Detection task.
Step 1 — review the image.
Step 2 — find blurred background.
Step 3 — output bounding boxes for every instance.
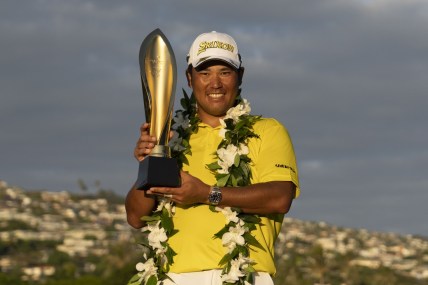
[1,0,427,239]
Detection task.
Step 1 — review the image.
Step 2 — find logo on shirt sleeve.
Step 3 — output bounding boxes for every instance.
[275,164,296,174]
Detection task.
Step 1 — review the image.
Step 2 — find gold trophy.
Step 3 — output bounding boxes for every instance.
[135,29,180,190]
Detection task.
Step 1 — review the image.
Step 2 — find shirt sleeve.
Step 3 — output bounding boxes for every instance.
[250,118,300,197]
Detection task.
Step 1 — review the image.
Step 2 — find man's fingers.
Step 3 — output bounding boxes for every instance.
[136,139,155,149]
[139,123,156,142]
[147,187,173,196]
[140,123,150,134]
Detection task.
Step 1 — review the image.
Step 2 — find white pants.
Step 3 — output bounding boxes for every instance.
[162,270,274,285]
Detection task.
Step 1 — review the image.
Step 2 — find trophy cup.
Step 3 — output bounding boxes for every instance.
[135,29,181,190]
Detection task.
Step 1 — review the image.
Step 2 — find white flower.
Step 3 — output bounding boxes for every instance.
[158,249,169,265]
[143,221,168,250]
[240,99,251,114]
[224,99,251,122]
[219,128,227,139]
[217,144,238,169]
[217,143,249,174]
[218,119,227,139]
[169,132,186,152]
[172,111,190,130]
[221,253,254,285]
[222,224,246,252]
[136,258,158,283]
[221,258,245,283]
[221,253,255,283]
[217,160,230,174]
[238,143,249,155]
[215,207,240,224]
[219,99,251,138]
[155,198,175,217]
[236,253,253,269]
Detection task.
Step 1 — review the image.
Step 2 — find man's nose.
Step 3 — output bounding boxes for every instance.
[210,74,222,88]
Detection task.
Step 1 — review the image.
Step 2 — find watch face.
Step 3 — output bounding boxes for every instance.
[209,189,222,205]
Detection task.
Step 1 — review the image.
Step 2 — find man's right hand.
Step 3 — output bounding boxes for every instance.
[134,123,157,161]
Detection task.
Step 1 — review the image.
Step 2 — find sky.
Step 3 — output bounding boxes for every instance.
[1,0,427,237]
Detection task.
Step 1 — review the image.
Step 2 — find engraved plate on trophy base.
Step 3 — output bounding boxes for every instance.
[136,156,181,190]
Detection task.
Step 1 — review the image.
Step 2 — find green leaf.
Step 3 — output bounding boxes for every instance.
[213,226,229,240]
[231,171,243,186]
[237,244,248,255]
[241,160,251,171]
[234,153,240,167]
[127,273,141,285]
[218,252,233,266]
[231,173,238,187]
[169,228,179,237]
[231,207,242,214]
[244,264,257,273]
[235,119,246,130]
[224,118,234,128]
[161,211,173,233]
[146,275,158,285]
[181,154,189,165]
[207,161,222,170]
[239,214,261,224]
[245,267,255,284]
[229,247,240,259]
[163,272,176,283]
[216,174,230,187]
[183,88,190,100]
[165,246,177,265]
[215,173,229,179]
[139,240,151,250]
[141,215,161,222]
[244,232,265,251]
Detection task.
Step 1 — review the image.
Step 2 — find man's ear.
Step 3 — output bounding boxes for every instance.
[238,67,245,86]
[185,69,192,88]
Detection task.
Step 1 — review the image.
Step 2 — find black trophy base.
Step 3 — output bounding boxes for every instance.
[135,156,181,190]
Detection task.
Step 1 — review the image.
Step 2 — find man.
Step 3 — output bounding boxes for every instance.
[126,31,300,285]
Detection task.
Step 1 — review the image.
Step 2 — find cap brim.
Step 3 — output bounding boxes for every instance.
[193,56,240,70]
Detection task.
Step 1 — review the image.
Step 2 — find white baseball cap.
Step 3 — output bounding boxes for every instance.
[187,31,242,69]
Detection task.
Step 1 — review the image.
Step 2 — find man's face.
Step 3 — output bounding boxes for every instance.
[186,60,243,125]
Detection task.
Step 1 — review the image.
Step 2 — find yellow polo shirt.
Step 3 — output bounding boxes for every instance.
[168,118,299,274]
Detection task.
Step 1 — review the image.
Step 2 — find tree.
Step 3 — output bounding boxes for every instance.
[308,244,329,284]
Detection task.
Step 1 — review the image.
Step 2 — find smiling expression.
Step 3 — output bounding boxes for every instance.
[186,60,244,127]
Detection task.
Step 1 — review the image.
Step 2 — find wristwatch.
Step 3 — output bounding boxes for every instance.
[208,186,222,206]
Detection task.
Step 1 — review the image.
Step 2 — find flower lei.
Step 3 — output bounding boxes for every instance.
[128,90,264,285]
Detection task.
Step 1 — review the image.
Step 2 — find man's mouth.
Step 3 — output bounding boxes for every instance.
[208,93,224,98]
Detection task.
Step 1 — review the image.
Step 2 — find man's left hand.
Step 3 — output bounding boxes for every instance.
[146,171,210,205]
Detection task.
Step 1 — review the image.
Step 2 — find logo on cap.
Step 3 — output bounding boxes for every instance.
[197,41,235,56]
